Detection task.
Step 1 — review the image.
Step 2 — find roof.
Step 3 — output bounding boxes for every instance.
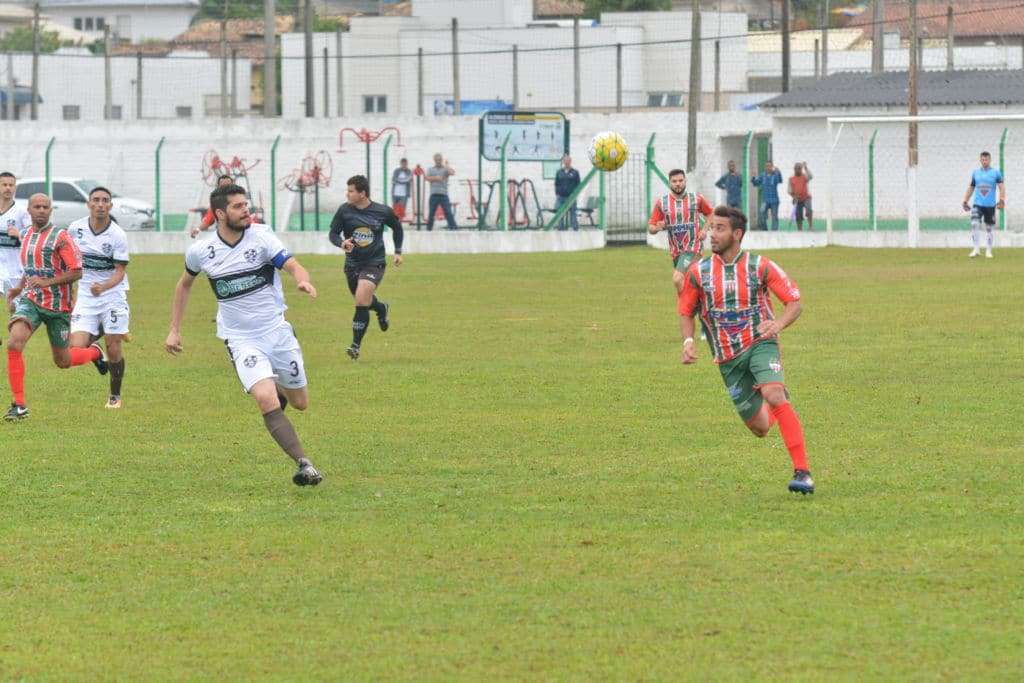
[760,68,1024,110]
[535,0,583,18]
[847,0,1024,40]
[111,16,296,61]
[41,0,198,6]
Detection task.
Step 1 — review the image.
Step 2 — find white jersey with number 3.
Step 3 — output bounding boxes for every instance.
[184,224,293,341]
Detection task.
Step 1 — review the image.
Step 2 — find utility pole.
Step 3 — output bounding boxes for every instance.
[304,0,314,117]
[336,26,343,116]
[908,0,919,246]
[573,15,580,113]
[687,0,701,172]
[822,0,830,78]
[103,26,112,119]
[30,0,39,120]
[512,44,519,110]
[136,51,143,119]
[451,18,460,115]
[872,0,884,73]
[781,0,790,92]
[264,0,276,117]
[220,1,228,118]
[946,4,954,71]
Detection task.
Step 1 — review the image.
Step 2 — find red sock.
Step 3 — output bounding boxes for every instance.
[7,348,25,405]
[68,346,100,367]
[769,402,809,471]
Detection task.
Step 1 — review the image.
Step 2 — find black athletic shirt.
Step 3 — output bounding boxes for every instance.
[328,200,403,268]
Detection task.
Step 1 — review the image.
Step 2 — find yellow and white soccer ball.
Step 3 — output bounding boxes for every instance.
[588,131,629,172]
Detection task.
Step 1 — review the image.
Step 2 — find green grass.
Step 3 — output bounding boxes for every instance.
[1,247,1022,679]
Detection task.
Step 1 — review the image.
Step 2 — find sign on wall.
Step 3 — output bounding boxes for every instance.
[479,111,569,162]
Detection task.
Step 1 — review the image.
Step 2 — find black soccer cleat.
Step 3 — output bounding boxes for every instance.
[90,343,109,375]
[4,403,28,421]
[788,469,815,495]
[378,301,391,332]
[345,344,360,360]
[293,461,323,487]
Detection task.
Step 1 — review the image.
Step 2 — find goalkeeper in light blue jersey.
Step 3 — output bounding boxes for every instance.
[962,151,1005,259]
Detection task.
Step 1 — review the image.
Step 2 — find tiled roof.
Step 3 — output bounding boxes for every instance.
[848,0,1024,39]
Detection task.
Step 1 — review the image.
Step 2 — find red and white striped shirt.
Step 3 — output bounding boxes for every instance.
[19,224,81,313]
[649,191,713,261]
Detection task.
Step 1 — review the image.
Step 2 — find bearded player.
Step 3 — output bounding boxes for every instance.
[166,184,323,486]
[647,168,713,293]
[678,206,814,495]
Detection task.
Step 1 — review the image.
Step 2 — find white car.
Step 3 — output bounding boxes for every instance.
[14,177,156,231]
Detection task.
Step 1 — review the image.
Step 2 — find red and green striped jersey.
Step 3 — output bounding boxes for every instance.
[649,191,713,261]
[677,251,801,364]
[19,224,82,313]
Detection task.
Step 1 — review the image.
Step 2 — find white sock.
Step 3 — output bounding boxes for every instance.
[986,229,994,248]
[971,221,980,247]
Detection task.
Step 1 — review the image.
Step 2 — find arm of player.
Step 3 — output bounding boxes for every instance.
[165,271,196,354]
[757,261,802,338]
[678,266,701,364]
[385,209,404,266]
[281,257,317,298]
[647,203,666,234]
[680,315,698,364]
[92,262,127,297]
[26,268,82,290]
[962,177,975,211]
[328,209,354,252]
[5,276,24,307]
[997,175,1006,209]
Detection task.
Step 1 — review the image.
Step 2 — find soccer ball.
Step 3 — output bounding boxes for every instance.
[588,131,629,172]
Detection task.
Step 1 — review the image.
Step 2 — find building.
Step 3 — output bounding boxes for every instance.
[35,0,199,42]
[848,0,1024,47]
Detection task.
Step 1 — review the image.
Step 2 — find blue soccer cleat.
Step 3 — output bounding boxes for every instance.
[788,469,815,495]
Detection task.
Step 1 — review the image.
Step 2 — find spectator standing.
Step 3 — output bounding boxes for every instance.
[425,153,457,231]
[715,160,743,210]
[788,162,813,231]
[554,155,581,230]
[391,158,413,221]
[751,161,783,231]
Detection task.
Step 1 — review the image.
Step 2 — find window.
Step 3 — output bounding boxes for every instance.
[175,106,192,118]
[646,92,683,108]
[62,105,80,120]
[97,17,105,30]
[74,17,83,30]
[363,95,386,113]
[116,15,131,39]
[84,17,93,30]
[52,182,85,203]
[109,105,122,120]
[15,182,44,200]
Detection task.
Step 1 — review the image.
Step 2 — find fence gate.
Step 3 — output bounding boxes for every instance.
[603,152,648,244]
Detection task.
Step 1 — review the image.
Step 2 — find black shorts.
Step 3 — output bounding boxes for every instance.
[345,263,386,294]
[972,205,996,226]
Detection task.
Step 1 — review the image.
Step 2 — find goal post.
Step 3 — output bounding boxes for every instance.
[825,114,1024,246]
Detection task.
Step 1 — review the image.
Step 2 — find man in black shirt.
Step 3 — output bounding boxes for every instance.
[329,175,404,360]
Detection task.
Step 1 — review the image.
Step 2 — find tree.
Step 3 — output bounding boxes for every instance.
[0,26,64,53]
[583,0,671,19]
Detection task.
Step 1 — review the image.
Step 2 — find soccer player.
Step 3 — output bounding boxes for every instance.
[677,206,814,495]
[0,171,32,314]
[165,184,323,486]
[328,174,404,361]
[4,194,107,421]
[190,174,235,238]
[647,168,713,294]
[962,151,1005,258]
[68,186,130,408]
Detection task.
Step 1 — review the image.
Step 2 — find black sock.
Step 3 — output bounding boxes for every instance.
[262,408,307,464]
[352,306,370,347]
[277,390,288,411]
[370,296,387,317]
[109,358,125,396]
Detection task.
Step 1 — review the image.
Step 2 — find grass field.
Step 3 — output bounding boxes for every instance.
[1,246,1022,680]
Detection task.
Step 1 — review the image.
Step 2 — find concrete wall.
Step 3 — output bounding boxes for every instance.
[41,5,197,42]
[410,0,533,27]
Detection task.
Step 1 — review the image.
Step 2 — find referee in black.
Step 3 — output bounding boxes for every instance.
[329,175,404,360]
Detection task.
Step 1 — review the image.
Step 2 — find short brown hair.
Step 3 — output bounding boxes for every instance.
[713,205,747,238]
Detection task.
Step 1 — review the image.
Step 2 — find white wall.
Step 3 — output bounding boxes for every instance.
[4,49,251,122]
[411,0,533,27]
[41,5,197,41]
[749,44,1024,79]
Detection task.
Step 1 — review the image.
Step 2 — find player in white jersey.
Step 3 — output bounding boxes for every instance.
[68,186,131,408]
[0,172,32,314]
[165,184,323,487]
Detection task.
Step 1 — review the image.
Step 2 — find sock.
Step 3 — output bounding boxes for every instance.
[769,402,809,471]
[971,220,980,247]
[68,345,100,367]
[370,296,387,317]
[262,408,307,465]
[7,348,25,405]
[352,305,370,347]
[986,228,994,248]
[108,358,125,396]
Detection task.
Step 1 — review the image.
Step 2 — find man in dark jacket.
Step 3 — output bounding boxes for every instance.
[715,160,743,210]
[554,154,581,230]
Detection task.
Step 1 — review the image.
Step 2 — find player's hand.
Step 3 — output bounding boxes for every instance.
[962,201,971,212]
[997,200,1005,209]
[90,283,104,297]
[297,281,317,298]
[164,331,183,355]
[650,220,665,232]
[342,238,354,253]
[25,275,47,289]
[189,226,200,238]
[682,339,698,364]
[6,226,18,238]
[393,254,403,267]
[757,320,782,339]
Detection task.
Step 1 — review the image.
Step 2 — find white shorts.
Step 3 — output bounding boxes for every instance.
[71,298,130,336]
[224,322,307,393]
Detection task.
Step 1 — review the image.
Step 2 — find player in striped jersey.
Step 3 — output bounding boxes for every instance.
[165,184,323,487]
[0,172,32,313]
[4,194,107,421]
[68,186,131,408]
[677,206,814,494]
[647,168,713,294]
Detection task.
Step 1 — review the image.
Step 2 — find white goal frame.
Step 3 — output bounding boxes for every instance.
[825,114,1024,247]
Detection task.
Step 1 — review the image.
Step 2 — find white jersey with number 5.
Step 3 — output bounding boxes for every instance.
[67,217,130,304]
[184,224,293,340]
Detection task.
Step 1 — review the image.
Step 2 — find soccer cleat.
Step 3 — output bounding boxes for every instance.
[378,301,391,332]
[91,343,109,375]
[345,344,360,360]
[4,403,28,421]
[788,469,815,495]
[293,461,323,487]
[969,248,980,258]
[985,248,993,258]
[105,395,122,409]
